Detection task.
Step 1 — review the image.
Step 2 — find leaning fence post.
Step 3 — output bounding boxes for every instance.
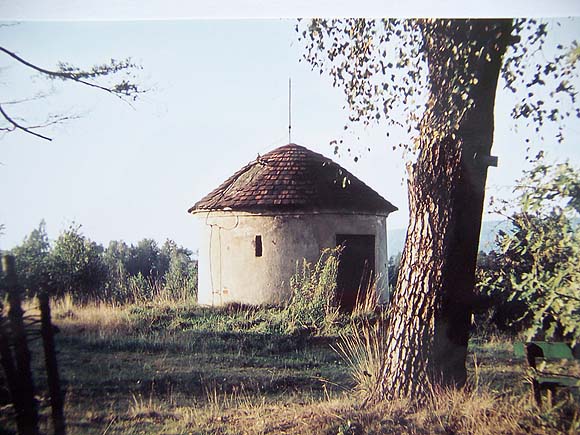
[39,288,66,435]
[0,300,20,422]
[1,254,40,435]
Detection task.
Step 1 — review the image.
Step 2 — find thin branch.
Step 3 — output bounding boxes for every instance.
[1,92,52,105]
[0,104,52,141]
[554,291,580,303]
[30,114,83,129]
[0,46,132,103]
[492,208,520,227]
[0,112,80,131]
[0,44,144,141]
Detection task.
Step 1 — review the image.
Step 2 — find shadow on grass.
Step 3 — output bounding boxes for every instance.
[50,329,348,403]
[58,329,339,356]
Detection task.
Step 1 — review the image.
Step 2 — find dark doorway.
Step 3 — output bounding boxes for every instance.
[335,234,375,311]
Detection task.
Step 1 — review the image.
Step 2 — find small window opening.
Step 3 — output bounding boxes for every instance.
[255,235,262,257]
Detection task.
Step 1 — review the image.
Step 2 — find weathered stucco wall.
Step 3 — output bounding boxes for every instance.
[195,211,389,306]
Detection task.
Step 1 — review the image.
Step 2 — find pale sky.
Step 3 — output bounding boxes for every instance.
[1,5,579,252]
[2,0,580,20]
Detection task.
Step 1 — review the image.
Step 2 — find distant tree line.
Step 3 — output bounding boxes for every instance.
[5,222,198,304]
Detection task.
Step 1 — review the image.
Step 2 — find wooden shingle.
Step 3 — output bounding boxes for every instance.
[189,143,397,215]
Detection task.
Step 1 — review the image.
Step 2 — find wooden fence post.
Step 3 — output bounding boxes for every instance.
[0,301,20,418]
[1,254,40,435]
[39,289,66,435]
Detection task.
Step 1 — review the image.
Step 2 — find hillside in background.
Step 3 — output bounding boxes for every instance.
[387,220,511,257]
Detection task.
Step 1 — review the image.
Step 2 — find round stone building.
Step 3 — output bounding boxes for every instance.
[189,143,397,309]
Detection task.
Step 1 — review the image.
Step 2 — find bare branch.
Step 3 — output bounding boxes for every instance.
[0,43,145,141]
[1,91,53,105]
[0,104,52,141]
[0,46,141,103]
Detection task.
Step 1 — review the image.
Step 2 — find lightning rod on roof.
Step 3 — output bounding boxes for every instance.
[288,77,292,144]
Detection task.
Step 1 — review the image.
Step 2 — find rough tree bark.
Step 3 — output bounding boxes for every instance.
[380,20,514,400]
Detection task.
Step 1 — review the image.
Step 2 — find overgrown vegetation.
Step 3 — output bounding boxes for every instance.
[477,156,580,345]
[1,294,577,435]
[334,308,388,402]
[284,248,342,335]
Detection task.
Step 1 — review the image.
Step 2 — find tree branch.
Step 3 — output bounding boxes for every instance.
[1,92,52,105]
[554,291,580,303]
[0,44,144,141]
[0,46,138,103]
[0,104,52,141]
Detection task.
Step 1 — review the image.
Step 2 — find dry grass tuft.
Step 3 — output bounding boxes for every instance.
[211,386,579,435]
[350,276,382,320]
[421,384,522,435]
[51,294,136,337]
[334,283,388,403]
[334,315,388,402]
[128,392,165,420]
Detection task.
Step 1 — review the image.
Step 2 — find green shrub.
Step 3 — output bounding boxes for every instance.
[50,224,108,301]
[283,248,342,335]
[478,156,580,344]
[10,220,51,296]
[162,243,198,303]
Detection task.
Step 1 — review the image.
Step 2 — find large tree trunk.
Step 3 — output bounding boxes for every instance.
[380,19,514,400]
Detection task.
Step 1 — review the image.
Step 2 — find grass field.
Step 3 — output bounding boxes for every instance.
[1,299,579,435]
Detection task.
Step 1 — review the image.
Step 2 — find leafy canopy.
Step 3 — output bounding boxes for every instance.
[480,155,580,344]
[297,19,579,156]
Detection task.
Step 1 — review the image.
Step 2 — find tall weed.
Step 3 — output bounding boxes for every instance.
[335,312,388,402]
[350,277,382,323]
[283,248,341,335]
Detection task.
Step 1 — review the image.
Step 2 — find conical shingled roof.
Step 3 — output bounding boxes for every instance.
[189,143,397,215]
